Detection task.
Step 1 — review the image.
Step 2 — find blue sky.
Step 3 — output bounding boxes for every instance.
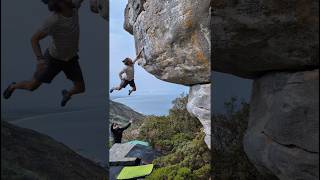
[109,1,188,97]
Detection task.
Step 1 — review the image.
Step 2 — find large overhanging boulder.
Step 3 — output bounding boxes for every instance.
[212,0,319,78]
[124,0,211,85]
[244,69,319,179]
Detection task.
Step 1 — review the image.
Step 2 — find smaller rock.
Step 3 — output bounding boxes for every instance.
[187,84,211,148]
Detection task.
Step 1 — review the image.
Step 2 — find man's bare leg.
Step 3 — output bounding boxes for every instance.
[61,81,85,107]
[128,86,136,96]
[3,79,42,99]
[110,86,122,93]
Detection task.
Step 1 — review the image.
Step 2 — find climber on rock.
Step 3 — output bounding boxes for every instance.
[111,119,133,144]
[3,0,98,107]
[109,48,144,96]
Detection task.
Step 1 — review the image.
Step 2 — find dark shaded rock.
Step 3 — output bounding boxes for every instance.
[244,69,319,179]
[1,121,107,180]
[213,0,319,78]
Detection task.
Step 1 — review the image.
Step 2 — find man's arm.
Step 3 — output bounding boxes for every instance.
[110,123,115,132]
[90,0,99,13]
[119,68,125,80]
[120,122,131,131]
[31,30,48,61]
[132,48,144,64]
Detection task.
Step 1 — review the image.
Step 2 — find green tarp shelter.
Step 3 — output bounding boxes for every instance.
[117,164,154,180]
[128,140,149,147]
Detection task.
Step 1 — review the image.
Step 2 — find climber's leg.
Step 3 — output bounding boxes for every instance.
[110,80,129,93]
[3,80,42,99]
[128,80,136,95]
[3,58,59,99]
[60,57,85,107]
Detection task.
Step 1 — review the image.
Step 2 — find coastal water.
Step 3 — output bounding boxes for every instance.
[111,93,183,116]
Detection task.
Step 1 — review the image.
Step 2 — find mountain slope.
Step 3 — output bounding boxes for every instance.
[110,100,144,124]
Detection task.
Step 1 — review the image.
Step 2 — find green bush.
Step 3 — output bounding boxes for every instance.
[138,95,202,154]
[138,95,210,179]
[212,98,265,180]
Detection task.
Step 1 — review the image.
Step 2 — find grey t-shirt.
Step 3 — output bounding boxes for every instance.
[120,65,135,81]
[39,0,83,61]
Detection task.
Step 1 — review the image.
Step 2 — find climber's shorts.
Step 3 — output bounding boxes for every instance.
[120,79,136,88]
[33,50,84,84]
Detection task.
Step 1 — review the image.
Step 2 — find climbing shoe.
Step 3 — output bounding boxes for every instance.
[3,82,16,99]
[128,89,134,95]
[61,89,71,107]
[110,89,114,93]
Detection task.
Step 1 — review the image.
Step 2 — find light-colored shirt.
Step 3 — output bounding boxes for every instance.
[38,0,83,61]
[120,65,135,81]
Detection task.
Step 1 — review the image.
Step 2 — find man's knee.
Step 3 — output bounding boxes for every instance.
[28,81,41,91]
[75,82,85,93]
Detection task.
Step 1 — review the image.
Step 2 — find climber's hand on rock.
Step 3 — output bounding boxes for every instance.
[90,0,99,13]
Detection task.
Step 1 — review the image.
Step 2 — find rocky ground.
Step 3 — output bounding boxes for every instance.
[1,121,108,180]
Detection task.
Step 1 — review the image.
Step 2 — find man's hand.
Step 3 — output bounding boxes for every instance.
[133,48,144,64]
[36,58,48,70]
[129,118,134,123]
[90,0,99,13]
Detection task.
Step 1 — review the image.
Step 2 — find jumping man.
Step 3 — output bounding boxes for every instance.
[3,0,97,106]
[109,49,143,96]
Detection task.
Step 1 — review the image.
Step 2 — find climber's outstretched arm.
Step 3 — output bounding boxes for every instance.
[133,48,144,64]
[120,122,131,131]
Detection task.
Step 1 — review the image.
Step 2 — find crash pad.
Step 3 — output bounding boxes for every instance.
[117,164,154,180]
[128,140,149,147]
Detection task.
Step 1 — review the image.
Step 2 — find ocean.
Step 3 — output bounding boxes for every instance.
[111,93,183,116]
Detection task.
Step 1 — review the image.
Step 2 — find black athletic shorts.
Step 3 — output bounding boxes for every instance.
[34,50,84,84]
[120,79,136,88]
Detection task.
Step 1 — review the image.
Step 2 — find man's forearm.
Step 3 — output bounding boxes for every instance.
[31,40,43,60]
[119,72,123,80]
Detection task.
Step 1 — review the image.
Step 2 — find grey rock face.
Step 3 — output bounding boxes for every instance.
[124,0,211,85]
[124,0,145,34]
[213,0,319,78]
[187,84,211,148]
[244,69,319,179]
